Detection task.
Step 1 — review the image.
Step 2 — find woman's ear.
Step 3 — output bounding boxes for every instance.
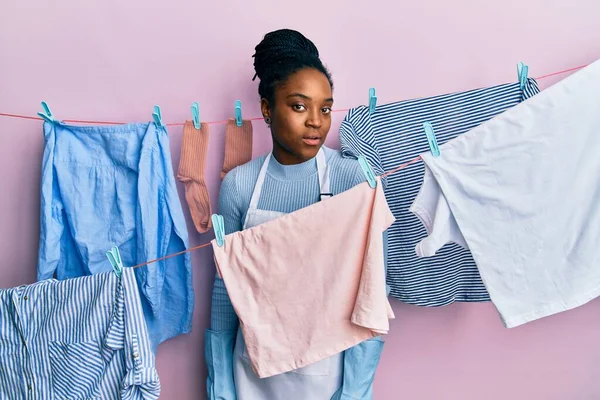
[260,98,271,123]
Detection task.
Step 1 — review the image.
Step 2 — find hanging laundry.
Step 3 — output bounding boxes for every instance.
[212,176,395,379]
[38,121,193,349]
[339,79,540,306]
[410,59,600,328]
[209,146,383,400]
[177,120,213,233]
[0,268,160,399]
[221,119,253,180]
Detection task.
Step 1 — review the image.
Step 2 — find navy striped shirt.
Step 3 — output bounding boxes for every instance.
[340,79,540,306]
[0,268,159,399]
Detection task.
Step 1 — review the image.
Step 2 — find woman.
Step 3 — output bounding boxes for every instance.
[206,29,384,400]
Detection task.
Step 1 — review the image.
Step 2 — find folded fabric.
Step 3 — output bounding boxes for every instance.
[410,59,600,328]
[212,177,395,378]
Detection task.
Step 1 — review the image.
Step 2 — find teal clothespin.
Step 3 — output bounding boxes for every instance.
[152,105,163,128]
[358,156,377,188]
[37,101,55,123]
[235,100,243,127]
[368,88,377,114]
[191,102,201,129]
[106,246,124,278]
[517,62,529,90]
[423,122,440,158]
[211,214,225,247]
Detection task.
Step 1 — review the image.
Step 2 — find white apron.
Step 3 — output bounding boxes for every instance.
[233,148,344,400]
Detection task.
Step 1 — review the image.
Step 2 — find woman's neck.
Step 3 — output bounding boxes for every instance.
[272,142,323,165]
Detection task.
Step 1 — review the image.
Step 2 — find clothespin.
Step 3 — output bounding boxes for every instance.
[358,156,377,188]
[211,214,225,247]
[368,88,377,114]
[191,102,201,129]
[37,101,55,123]
[423,122,440,158]
[106,246,124,278]
[235,100,243,127]
[517,62,529,90]
[152,105,164,128]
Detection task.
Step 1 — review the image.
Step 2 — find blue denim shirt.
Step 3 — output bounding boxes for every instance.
[38,121,194,349]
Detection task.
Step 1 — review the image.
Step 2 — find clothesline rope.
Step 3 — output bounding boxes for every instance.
[129,153,425,269]
[3,62,589,270]
[129,242,212,269]
[0,64,587,126]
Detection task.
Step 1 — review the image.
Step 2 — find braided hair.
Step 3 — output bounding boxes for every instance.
[252,29,333,105]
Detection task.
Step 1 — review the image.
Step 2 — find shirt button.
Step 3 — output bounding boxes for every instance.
[132,352,140,359]
[27,384,32,390]
[23,295,28,300]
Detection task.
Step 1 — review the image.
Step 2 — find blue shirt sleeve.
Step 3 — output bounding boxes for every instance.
[206,169,243,400]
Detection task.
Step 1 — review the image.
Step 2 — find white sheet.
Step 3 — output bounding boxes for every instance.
[410,59,600,328]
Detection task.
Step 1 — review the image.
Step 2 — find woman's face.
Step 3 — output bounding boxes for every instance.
[262,68,333,165]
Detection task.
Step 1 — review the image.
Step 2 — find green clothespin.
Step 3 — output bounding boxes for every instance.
[235,100,243,127]
[191,102,201,129]
[423,122,440,157]
[37,101,55,123]
[106,246,124,277]
[211,214,225,247]
[152,105,164,128]
[517,62,529,90]
[358,156,377,188]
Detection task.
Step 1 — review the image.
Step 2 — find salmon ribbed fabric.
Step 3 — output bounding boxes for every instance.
[177,120,212,233]
[221,119,253,180]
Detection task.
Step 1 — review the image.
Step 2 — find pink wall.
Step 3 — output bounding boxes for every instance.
[1,1,599,399]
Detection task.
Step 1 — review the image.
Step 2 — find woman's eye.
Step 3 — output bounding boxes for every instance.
[292,104,306,111]
[321,107,332,114]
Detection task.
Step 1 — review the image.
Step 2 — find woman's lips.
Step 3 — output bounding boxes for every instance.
[302,137,321,146]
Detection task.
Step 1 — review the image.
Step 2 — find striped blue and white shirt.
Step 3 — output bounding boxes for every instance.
[0,268,159,400]
[340,79,540,306]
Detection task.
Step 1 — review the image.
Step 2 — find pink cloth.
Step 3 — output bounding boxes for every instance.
[212,177,395,378]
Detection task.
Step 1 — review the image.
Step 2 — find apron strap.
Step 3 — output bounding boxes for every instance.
[243,148,332,227]
[243,153,272,229]
[316,148,331,200]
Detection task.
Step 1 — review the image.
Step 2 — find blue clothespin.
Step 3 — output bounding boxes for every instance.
[517,62,529,90]
[37,101,55,123]
[358,156,377,188]
[152,105,163,128]
[368,88,377,114]
[106,246,124,278]
[235,100,243,127]
[191,102,201,129]
[423,122,440,158]
[211,214,225,247]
